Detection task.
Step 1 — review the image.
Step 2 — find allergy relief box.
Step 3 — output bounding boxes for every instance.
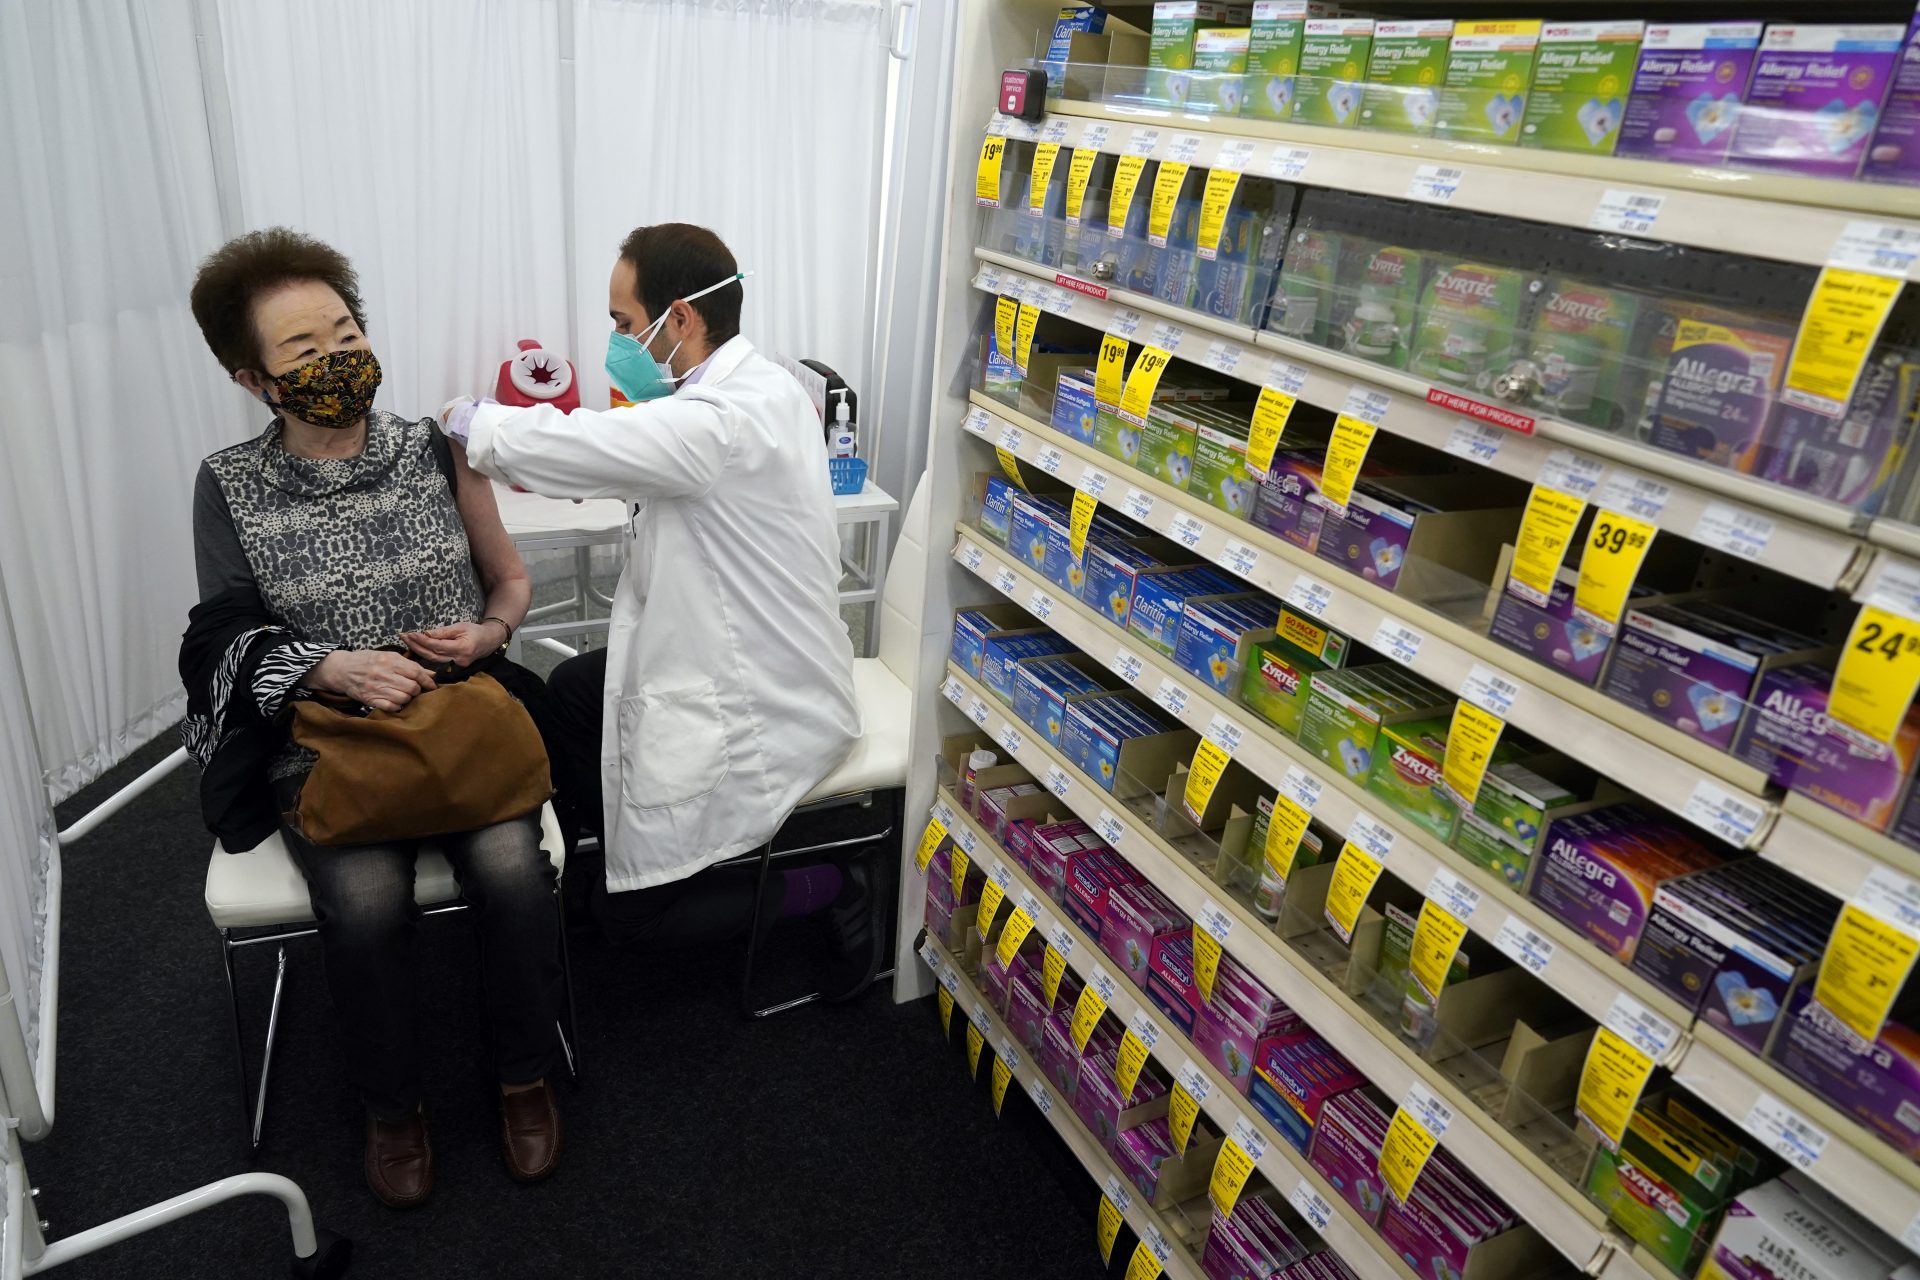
[1434,21,1541,145]
[1298,666,1452,784]
[1243,1,1332,122]
[1359,21,1453,135]
[1149,3,1252,108]
[1128,565,1244,655]
[1174,593,1278,693]
[1730,23,1908,180]
[1615,23,1766,166]
[1292,17,1375,128]
[980,629,1078,705]
[1522,22,1647,155]
[1863,15,1920,185]
[1012,654,1122,747]
[1309,1090,1391,1226]
[1060,691,1193,793]
[1450,759,1586,889]
[950,604,1043,680]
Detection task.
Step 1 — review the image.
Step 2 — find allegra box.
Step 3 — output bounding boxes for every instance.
[1616,23,1765,165]
[1733,662,1920,832]
[1527,803,1725,962]
[1769,985,1920,1160]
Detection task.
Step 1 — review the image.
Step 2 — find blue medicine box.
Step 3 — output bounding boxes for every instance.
[1126,565,1243,657]
[1014,656,1118,746]
[1061,692,1179,792]
[981,630,1076,705]
[1083,541,1175,630]
[1052,368,1099,444]
[981,475,1018,546]
[1174,593,1277,694]
[1007,494,1076,593]
[950,606,1037,680]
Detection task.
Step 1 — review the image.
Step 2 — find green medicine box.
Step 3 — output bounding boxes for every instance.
[1433,21,1541,145]
[1148,2,1252,108]
[1586,1097,1754,1275]
[1366,715,1461,842]
[1450,760,1583,889]
[1291,17,1374,128]
[1407,260,1539,393]
[1333,242,1424,371]
[1358,20,1453,135]
[1137,404,1199,491]
[1298,667,1450,784]
[1521,21,1645,155]
[1187,410,1262,520]
[1243,1,1333,122]
[1239,608,1353,738]
[1190,26,1252,114]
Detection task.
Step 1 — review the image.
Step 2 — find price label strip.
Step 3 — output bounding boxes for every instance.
[1576,1027,1656,1149]
[1014,300,1041,375]
[1830,602,1920,746]
[1813,900,1920,1042]
[1264,792,1312,883]
[1325,842,1387,945]
[1494,913,1556,975]
[975,135,1006,206]
[1196,167,1243,259]
[1410,899,1471,1001]
[1743,1093,1829,1172]
[1507,484,1587,607]
[1209,1133,1262,1216]
[1573,510,1656,635]
[938,986,955,1035]
[1290,1182,1334,1233]
[1246,386,1298,478]
[1071,966,1117,1051]
[991,1056,1013,1114]
[1440,699,1505,808]
[1318,414,1378,512]
[1170,1060,1211,1154]
[1065,148,1097,225]
[1182,739,1231,825]
[1781,267,1903,419]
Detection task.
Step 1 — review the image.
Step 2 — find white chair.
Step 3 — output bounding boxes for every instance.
[203,804,579,1151]
[728,473,926,1016]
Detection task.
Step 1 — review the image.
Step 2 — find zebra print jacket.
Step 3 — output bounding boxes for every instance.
[178,585,299,852]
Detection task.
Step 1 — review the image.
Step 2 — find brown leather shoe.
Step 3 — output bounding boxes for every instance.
[500,1081,562,1183]
[364,1107,433,1208]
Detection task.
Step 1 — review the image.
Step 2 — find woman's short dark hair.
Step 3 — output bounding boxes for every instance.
[190,227,367,374]
[617,223,741,346]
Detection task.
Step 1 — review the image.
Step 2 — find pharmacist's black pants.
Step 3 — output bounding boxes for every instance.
[543,648,778,949]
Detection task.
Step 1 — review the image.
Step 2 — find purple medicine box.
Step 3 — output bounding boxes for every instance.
[1309,1092,1391,1226]
[1617,23,1765,165]
[1729,23,1907,180]
[1733,663,1920,833]
[1600,602,1821,751]
[1771,986,1920,1159]
[1863,16,1920,184]
[1489,571,1628,687]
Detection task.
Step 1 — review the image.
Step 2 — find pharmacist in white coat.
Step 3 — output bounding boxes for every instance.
[443,224,869,988]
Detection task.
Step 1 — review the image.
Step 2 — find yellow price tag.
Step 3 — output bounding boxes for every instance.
[938,987,955,1035]
[1116,1030,1152,1096]
[1108,155,1147,236]
[1118,346,1173,426]
[1410,899,1470,1001]
[1096,334,1129,408]
[1148,161,1190,247]
[1028,142,1061,212]
[1070,980,1109,1051]
[1042,945,1069,1009]
[1324,842,1385,945]
[1209,1137,1258,1216]
[1247,387,1297,478]
[1069,489,1098,561]
[1508,485,1587,605]
[1813,903,1920,1042]
[966,1023,985,1079]
[1830,605,1920,744]
[1015,300,1040,374]
[1575,1027,1656,1149]
[993,295,1018,362]
[992,1057,1014,1115]
[1784,267,1903,418]
[915,817,947,872]
[977,877,1007,939]
[1066,148,1098,225]
[1193,926,1223,1005]
[1097,1196,1125,1265]
[1378,1107,1440,1204]
[1124,1242,1163,1280]
[1441,700,1505,808]
[1573,510,1656,633]
[997,907,1038,968]
[950,846,971,904]
[1169,1084,1201,1155]
[1197,167,1242,259]
[1264,794,1312,883]
[1320,415,1377,511]
[975,135,1006,206]
[996,448,1026,489]
[1182,739,1231,824]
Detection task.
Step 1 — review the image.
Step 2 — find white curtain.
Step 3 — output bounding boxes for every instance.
[0,569,54,1077]
[216,0,574,419]
[0,0,247,801]
[571,0,889,408]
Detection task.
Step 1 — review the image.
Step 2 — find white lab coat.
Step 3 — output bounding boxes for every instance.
[464,336,859,892]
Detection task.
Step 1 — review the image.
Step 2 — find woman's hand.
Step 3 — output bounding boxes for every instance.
[401,620,507,669]
[306,650,437,713]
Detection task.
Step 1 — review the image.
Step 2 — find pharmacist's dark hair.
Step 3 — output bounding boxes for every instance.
[617,223,742,345]
[190,227,367,374]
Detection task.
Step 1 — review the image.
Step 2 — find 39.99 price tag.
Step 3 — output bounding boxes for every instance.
[1573,509,1656,635]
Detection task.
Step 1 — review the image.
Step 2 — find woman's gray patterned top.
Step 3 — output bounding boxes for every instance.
[192,410,483,778]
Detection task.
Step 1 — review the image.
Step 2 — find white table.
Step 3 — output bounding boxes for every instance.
[495,478,897,658]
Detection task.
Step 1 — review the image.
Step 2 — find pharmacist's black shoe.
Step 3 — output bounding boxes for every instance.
[824,861,882,1002]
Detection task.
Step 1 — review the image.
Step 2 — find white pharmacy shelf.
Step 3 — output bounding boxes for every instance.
[962,395,1782,849]
[939,664,1623,1274]
[917,933,1205,1280]
[1672,1026,1920,1249]
[972,251,1869,593]
[991,106,1920,277]
[1762,795,1920,909]
[929,784,1424,1280]
[949,524,1698,1063]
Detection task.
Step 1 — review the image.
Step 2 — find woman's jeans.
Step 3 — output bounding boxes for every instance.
[276,785,564,1121]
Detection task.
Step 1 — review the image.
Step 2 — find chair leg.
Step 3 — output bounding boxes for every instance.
[251,945,289,1151]
[554,882,582,1080]
[738,839,780,1019]
[219,930,253,1146]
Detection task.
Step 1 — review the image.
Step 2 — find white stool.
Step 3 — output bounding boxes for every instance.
[729,474,927,1016]
[204,804,578,1150]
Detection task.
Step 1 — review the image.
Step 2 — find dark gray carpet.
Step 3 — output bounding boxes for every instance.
[26,733,1116,1279]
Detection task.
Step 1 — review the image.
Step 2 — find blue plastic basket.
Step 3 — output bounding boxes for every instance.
[829,456,868,496]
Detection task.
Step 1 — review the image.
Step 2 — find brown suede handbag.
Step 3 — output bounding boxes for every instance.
[287,670,551,846]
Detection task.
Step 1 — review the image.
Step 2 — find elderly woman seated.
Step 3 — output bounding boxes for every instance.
[179,227,563,1209]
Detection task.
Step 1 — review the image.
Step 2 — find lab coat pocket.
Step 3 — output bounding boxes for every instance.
[617,679,730,810]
